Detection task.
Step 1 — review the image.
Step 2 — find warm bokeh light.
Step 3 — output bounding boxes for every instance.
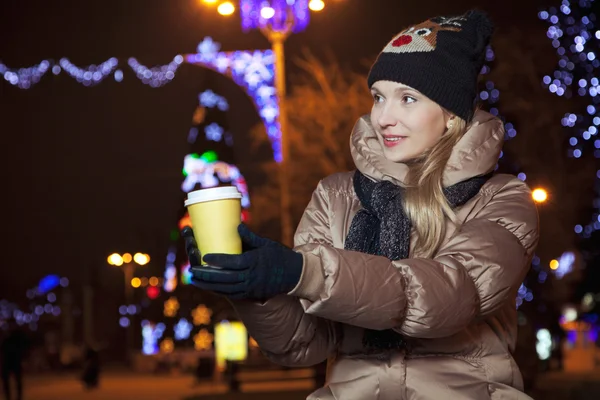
[131,277,141,288]
[309,0,325,11]
[107,253,123,266]
[134,252,150,265]
[192,304,213,326]
[160,338,174,354]
[550,259,560,270]
[147,285,160,300]
[178,213,191,230]
[163,297,180,318]
[201,0,218,4]
[141,277,149,287]
[149,277,159,287]
[194,329,214,350]
[122,253,133,263]
[532,188,548,203]
[260,6,275,19]
[217,1,235,16]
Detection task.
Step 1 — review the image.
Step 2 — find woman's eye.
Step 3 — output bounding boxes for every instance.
[403,95,417,104]
[373,94,384,103]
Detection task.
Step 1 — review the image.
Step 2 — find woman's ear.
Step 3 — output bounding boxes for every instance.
[446,116,456,131]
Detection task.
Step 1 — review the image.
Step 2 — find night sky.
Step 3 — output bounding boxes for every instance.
[1,0,552,303]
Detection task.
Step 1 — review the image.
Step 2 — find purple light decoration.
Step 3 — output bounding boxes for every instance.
[241,0,310,33]
[1,60,50,89]
[127,55,184,88]
[186,38,281,161]
[59,57,118,86]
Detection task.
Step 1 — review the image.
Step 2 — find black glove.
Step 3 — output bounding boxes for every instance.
[181,224,303,301]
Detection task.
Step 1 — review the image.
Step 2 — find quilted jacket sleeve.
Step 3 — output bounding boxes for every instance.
[289,177,539,339]
[228,181,342,366]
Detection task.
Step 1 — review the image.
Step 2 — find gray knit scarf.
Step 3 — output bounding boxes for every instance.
[344,169,491,350]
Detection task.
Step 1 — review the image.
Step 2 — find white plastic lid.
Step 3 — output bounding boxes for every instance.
[184,186,242,206]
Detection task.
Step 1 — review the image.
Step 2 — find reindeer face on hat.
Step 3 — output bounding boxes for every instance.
[383,16,467,54]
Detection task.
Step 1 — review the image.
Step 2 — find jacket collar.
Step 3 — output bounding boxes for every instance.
[350,110,505,187]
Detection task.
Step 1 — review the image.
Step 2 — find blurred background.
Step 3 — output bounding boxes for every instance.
[1,0,599,399]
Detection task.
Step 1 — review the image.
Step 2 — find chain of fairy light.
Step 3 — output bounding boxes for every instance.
[127,55,184,88]
[0,55,184,88]
[0,38,282,161]
[478,46,537,308]
[539,0,600,238]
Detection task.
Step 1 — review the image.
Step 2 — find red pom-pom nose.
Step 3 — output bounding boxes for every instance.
[392,35,412,47]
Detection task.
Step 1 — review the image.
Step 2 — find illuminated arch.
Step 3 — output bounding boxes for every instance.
[183,37,281,162]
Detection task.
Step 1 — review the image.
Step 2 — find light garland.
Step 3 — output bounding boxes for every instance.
[0,60,50,89]
[539,0,600,238]
[1,38,282,162]
[127,55,184,87]
[59,57,119,86]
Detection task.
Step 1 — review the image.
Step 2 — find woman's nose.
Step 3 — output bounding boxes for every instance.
[377,105,398,129]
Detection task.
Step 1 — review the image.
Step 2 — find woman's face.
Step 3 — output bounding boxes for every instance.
[370,80,451,163]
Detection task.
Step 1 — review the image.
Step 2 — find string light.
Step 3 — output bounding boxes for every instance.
[540,0,600,237]
[127,55,184,87]
[0,60,50,89]
[59,57,118,86]
[1,37,282,163]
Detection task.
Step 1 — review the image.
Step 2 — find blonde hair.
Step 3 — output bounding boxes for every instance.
[402,117,469,258]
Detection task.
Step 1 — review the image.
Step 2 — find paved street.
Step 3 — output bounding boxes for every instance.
[14,369,314,400]
[8,368,600,400]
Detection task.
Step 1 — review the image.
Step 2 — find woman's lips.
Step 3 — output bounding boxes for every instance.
[382,135,407,148]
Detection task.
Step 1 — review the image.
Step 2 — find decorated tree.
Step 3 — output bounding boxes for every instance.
[538,0,600,329]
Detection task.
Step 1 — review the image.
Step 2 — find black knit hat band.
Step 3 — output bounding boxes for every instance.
[367,10,494,122]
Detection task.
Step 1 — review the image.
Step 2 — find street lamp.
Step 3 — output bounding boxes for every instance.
[107,252,150,357]
[532,188,549,204]
[199,0,328,246]
[107,252,150,305]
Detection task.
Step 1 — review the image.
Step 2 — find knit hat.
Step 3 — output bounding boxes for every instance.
[367,10,494,122]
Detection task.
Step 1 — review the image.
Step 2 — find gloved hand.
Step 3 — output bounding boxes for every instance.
[181,224,303,301]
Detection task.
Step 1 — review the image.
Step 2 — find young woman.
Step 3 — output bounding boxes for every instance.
[183,9,539,400]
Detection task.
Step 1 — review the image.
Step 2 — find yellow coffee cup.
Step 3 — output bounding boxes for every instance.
[184,186,242,265]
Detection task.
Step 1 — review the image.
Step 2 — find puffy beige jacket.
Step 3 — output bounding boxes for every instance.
[233,111,539,399]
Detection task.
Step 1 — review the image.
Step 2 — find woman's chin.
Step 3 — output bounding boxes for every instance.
[383,149,410,163]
